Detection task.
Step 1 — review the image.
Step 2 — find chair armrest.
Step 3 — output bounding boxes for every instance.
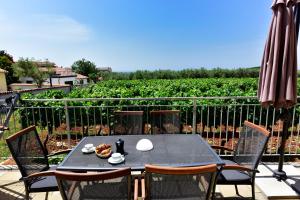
[23,171,55,180]
[134,178,138,200]
[47,149,72,157]
[141,178,145,200]
[222,164,259,173]
[211,145,234,152]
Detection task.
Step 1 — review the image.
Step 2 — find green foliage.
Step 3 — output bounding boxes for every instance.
[71,58,97,82]
[48,155,66,165]
[20,78,262,129]
[21,78,300,130]
[99,68,260,80]
[66,78,258,100]
[0,50,18,84]
[13,58,51,87]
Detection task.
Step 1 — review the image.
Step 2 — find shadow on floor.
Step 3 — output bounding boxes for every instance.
[0,180,26,199]
[287,177,300,195]
[215,192,253,200]
[0,189,24,200]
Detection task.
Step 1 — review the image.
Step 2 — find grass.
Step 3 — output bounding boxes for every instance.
[0,112,23,162]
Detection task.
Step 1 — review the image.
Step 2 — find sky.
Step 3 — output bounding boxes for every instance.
[0,0,273,72]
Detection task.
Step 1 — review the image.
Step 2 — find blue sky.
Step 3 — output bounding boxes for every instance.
[0,0,272,71]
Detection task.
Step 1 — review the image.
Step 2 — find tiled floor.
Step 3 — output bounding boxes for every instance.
[0,170,268,200]
[2,164,300,200]
[255,164,300,200]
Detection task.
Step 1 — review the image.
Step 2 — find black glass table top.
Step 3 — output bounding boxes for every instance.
[58,134,224,171]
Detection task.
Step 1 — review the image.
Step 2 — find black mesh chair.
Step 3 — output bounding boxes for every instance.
[26,168,137,200]
[5,126,71,200]
[114,111,144,135]
[150,110,180,134]
[141,164,217,200]
[212,121,270,200]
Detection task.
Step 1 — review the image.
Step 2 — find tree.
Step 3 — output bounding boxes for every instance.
[71,58,97,82]
[13,58,50,88]
[0,50,18,84]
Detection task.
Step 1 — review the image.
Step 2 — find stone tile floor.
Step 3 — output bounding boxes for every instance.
[2,164,300,200]
[0,170,267,200]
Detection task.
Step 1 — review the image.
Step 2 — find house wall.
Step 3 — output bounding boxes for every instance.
[76,78,88,85]
[0,73,7,91]
[45,76,76,85]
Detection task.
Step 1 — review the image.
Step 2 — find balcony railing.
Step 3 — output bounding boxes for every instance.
[1,96,300,160]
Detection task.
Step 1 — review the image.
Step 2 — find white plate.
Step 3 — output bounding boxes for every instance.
[81,147,95,154]
[108,156,125,164]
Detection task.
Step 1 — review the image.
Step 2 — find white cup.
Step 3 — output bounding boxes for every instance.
[85,144,94,150]
[111,153,122,162]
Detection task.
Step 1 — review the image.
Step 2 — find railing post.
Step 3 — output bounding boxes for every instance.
[64,100,71,148]
[192,98,197,134]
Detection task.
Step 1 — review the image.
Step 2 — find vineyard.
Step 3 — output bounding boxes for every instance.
[24,78,260,100]
[3,78,300,157]
[20,78,300,130]
[20,78,261,129]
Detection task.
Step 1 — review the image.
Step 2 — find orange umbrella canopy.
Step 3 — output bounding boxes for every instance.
[258,0,298,109]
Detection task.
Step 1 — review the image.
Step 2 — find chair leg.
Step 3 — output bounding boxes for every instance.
[45,191,49,200]
[24,183,30,200]
[252,183,255,200]
[234,184,240,196]
[211,185,216,200]
[25,189,30,200]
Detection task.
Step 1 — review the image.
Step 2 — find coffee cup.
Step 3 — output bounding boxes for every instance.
[85,144,94,150]
[111,153,122,162]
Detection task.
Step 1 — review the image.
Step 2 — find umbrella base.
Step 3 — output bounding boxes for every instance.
[273,170,287,181]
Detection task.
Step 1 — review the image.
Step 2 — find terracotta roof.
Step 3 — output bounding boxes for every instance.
[0,68,8,73]
[55,67,74,75]
[76,73,88,79]
[39,67,55,72]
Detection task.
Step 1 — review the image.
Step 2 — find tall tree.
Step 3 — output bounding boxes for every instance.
[0,50,18,84]
[13,58,50,88]
[71,58,97,82]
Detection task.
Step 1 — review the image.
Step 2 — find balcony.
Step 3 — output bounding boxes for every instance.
[1,96,300,199]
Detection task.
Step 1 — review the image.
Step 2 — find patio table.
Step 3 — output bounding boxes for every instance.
[57,134,224,171]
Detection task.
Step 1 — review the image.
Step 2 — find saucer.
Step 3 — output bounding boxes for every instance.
[81,146,95,154]
[108,156,125,164]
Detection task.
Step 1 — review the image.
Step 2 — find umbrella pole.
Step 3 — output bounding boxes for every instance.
[273,108,291,181]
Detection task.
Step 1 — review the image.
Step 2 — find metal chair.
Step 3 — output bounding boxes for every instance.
[0,94,19,135]
[5,125,71,200]
[26,168,138,200]
[212,121,270,200]
[141,164,217,200]
[114,111,144,135]
[150,110,180,134]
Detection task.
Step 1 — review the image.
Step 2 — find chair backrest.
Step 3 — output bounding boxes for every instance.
[145,164,217,200]
[150,110,180,134]
[6,126,49,178]
[55,168,131,200]
[233,121,270,170]
[113,111,144,135]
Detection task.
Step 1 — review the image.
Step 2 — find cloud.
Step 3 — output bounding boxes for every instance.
[0,11,94,67]
[0,14,91,42]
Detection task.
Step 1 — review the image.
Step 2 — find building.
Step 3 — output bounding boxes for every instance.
[17,62,88,88]
[0,68,8,92]
[76,74,88,85]
[50,67,88,85]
